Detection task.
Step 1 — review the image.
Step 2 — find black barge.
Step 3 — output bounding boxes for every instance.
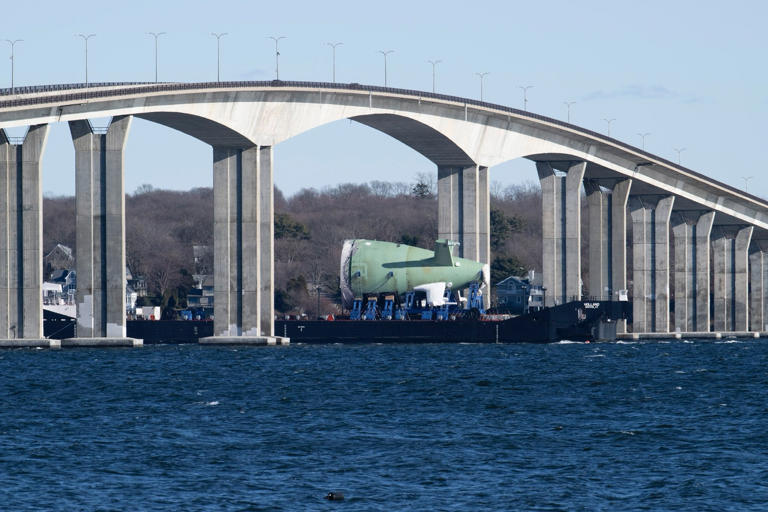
[43,300,630,344]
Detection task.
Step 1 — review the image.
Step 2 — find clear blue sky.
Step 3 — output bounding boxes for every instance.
[2,0,766,198]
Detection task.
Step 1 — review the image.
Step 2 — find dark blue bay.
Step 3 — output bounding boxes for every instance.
[2,340,768,511]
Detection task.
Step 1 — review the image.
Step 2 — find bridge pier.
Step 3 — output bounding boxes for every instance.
[437,164,490,264]
[672,211,715,332]
[199,145,286,345]
[0,125,48,346]
[749,246,765,332]
[67,116,141,347]
[629,196,674,333]
[437,164,490,307]
[584,179,631,306]
[584,180,610,300]
[695,212,715,332]
[611,180,631,332]
[712,226,752,332]
[536,161,585,306]
[672,216,694,332]
[259,146,275,338]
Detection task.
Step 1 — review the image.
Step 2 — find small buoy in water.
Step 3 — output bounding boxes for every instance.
[325,492,344,501]
[585,340,591,344]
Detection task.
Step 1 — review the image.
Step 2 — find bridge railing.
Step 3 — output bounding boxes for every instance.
[0,82,152,97]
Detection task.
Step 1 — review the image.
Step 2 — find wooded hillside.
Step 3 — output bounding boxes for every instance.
[42,179,542,313]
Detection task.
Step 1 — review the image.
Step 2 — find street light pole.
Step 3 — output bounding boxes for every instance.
[268,36,286,80]
[76,34,96,86]
[475,72,489,101]
[637,132,651,150]
[378,50,394,86]
[327,42,342,83]
[211,32,227,82]
[673,147,686,165]
[563,101,576,123]
[4,39,22,94]
[603,118,616,136]
[427,59,441,93]
[519,85,533,111]
[147,32,166,83]
[741,176,754,193]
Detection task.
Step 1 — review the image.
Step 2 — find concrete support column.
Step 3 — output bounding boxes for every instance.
[69,117,136,344]
[212,146,259,337]
[437,166,460,245]
[584,180,616,300]
[259,146,274,336]
[611,180,631,332]
[654,197,675,333]
[629,199,650,333]
[203,145,284,345]
[536,161,586,305]
[712,235,728,332]
[734,227,753,331]
[0,125,48,341]
[695,212,715,331]
[712,226,753,332]
[671,211,714,332]
[749,247,764,332]
[436,164,489,265]
[478,166,490,268]
[629,196,674,333]
[436,164,490,308]
[461,165,479,261]
[672,215,696,332]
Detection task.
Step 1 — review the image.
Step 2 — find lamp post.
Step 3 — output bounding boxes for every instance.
[211,32,227,82]
[519,85,533,111]
[563,101,576,123]
[327,42,342,82]
[673,147,686,165]
[637,132,651,150]
[603,118,615,136]
[147,32,166,83]
[4,39,22,94]
[475,72,489,101]
[378,50,394,86]
[76,34,96,86]
[268,36,286,80]
[741,176,754,193]
[427,59,441,93]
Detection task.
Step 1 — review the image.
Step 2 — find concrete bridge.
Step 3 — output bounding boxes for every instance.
[1,81,767,345]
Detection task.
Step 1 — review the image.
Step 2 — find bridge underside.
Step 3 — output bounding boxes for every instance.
[352,114,475,167]
[136,112,255,148]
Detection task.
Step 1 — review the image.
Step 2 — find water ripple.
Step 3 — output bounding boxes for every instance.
[1,341,768,510]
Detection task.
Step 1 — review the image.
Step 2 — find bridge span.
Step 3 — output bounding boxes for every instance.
[1,81,767,344]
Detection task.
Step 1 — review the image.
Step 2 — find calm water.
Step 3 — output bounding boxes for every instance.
[2,340,768,511]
